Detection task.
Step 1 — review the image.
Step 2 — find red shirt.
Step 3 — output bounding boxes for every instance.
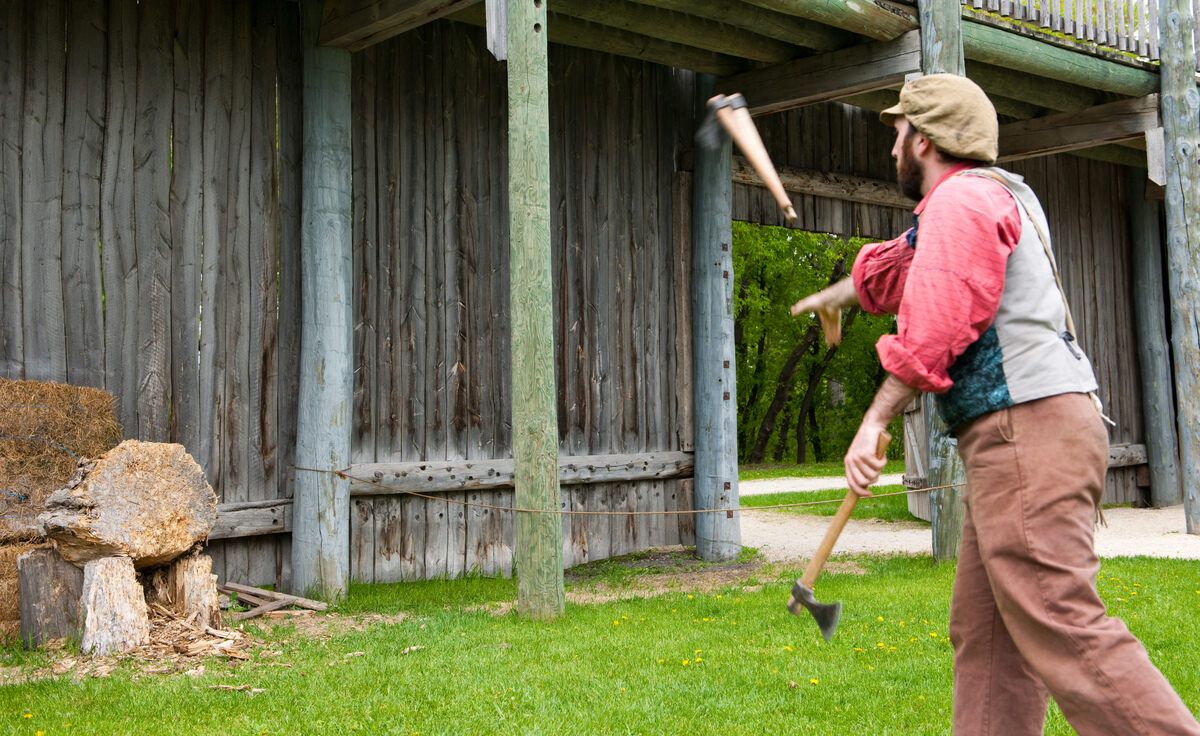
[852,165,1022,393]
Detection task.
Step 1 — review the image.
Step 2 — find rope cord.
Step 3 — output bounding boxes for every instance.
[292,465,966,517]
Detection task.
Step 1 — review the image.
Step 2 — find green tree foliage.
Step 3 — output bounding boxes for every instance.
[733,221,898,464]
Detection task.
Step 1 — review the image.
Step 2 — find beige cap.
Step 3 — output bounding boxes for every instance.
[880,74,999,164]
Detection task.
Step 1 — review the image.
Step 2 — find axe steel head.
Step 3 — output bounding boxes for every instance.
[787,579,842,642]
[694,93,748,150]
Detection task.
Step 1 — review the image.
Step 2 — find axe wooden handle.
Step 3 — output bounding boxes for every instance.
[714,103,797,222]
[799,431,891,588]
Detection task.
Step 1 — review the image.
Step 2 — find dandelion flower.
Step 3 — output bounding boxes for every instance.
[810,678,820,685]
[682,659,691,666]
[783,645,794,652]
[929,632,939,639]
[876,616,885,623]
[23,714,32,719]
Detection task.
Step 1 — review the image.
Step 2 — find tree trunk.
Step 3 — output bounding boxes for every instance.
[794,307,860,464]
[808,399,824,462]
[774,399,794,462]
[746,325,819,463]
[80,556,150,655]
[17,547,84,646]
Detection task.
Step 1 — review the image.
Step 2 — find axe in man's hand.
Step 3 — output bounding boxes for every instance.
[787,430,892,642]
[696,93,797,223]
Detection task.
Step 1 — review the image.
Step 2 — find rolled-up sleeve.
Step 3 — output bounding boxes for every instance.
[852,232,914,316]
[875,175,1021,394]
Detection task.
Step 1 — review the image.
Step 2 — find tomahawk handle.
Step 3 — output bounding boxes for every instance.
[799,431,892,589]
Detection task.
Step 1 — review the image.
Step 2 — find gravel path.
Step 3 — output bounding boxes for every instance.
[739,476,1200,561]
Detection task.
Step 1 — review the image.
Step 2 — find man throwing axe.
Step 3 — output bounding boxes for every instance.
[791,74,1200,735]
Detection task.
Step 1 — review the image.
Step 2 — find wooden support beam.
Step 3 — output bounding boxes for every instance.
[1158,0,1200,533]
[1107,443,1150,469]
[732,156,911,210]
[967,61,1098,114]
[962,22,1159,98]
[918,0,967,563]
[348,452,695,495]
[507,0,563,618]
[692,75,741,562]
[1124,169,1183,506]
[319,0,477,51]
[211,499,293,540]
[626,0,853,52]
[550,0,799,64]
[741,0,918,41]
[450,6,745,76]
[715,31,921,117]
[292,0,353,601]
[998,95,1160,162]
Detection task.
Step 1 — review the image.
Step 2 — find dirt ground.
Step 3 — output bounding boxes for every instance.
[740,476,1200,561]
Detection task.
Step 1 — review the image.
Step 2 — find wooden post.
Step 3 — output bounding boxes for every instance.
[1158,0,1200,533]
[692,74,741,562]
[1127,168,1183,508]
[507,0,565,618]
[292,0,354,599]
[919,0,967,561]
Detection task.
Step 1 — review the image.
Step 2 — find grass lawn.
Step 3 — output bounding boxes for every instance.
[2,554,1197,735]
[741,485,927,524]
[739,460,905,482]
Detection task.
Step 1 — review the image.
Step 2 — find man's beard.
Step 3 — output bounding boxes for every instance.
[897,131,924,201]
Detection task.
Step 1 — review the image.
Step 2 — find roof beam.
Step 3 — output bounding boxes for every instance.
[998,95,1159,162]
[319,0,477,51]
[551,0,799,64]
[450,6,747,76]
[732,156,911,209]
[715,31,920,116]
[627,0,854,51]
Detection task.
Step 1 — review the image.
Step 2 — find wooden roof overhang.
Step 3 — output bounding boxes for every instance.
[318,0,1166,172]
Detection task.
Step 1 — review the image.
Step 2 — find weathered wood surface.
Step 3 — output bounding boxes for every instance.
[1,0,304,589]
[320,0,478,50]
[732,157,912,211]
[999,96,1160,162]
[1127,170,1183,507]
[920,0,966,75]
[17,547,84,647]
[348,452,694,494]
[211,500,293,540]
[715,32,921,117]
[1159,0,1200,534]
[508,0,564,618]
[692,75,741,562]
[146,554,221,630]
[80,556,150,655]
[627,0,853,51]
[293,0,354,601]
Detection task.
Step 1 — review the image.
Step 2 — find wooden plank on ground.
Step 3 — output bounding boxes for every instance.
[714,31,921,116]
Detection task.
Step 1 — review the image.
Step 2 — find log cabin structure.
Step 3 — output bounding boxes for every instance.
[2,0,1198,604]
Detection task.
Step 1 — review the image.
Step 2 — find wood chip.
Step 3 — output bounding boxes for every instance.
[400,645,424,655]
[208,684,265,694]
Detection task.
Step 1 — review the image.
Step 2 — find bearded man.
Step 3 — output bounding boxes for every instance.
[791,74,1200,735]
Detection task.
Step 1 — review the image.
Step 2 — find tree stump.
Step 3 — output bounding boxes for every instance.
[80,557,149,655]
[146,554,221,629]
[39,441,217,568]
[16,547,83,646]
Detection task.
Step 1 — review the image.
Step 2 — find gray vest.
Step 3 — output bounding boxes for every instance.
[934,167,1099,431]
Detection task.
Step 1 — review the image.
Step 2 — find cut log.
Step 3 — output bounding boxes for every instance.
[80,556,150,655]
[39,440,217,568]
[145,554,221,630]
[16,547,83,646]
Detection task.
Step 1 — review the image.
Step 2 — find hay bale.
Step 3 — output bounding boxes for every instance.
[0,379,122,543]
[0,542,45,643]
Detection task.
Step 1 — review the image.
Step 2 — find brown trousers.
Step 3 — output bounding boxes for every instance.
[950,392,1200,735]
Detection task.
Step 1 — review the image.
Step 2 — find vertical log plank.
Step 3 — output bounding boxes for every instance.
[0,1,25,378]
[1158,0,1200,532]
[278,0,304,502]
[22,0,68,383]
[508,0,564,616]
[292,0,353,598]
[691,74,740,561]
[62,0,107,390]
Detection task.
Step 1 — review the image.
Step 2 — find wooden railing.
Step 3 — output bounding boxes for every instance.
[966,0,1199,61]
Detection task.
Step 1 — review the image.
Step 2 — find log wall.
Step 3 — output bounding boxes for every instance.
[347,22,696,582]
[734,103,1146,505]
[0,0,303,587]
